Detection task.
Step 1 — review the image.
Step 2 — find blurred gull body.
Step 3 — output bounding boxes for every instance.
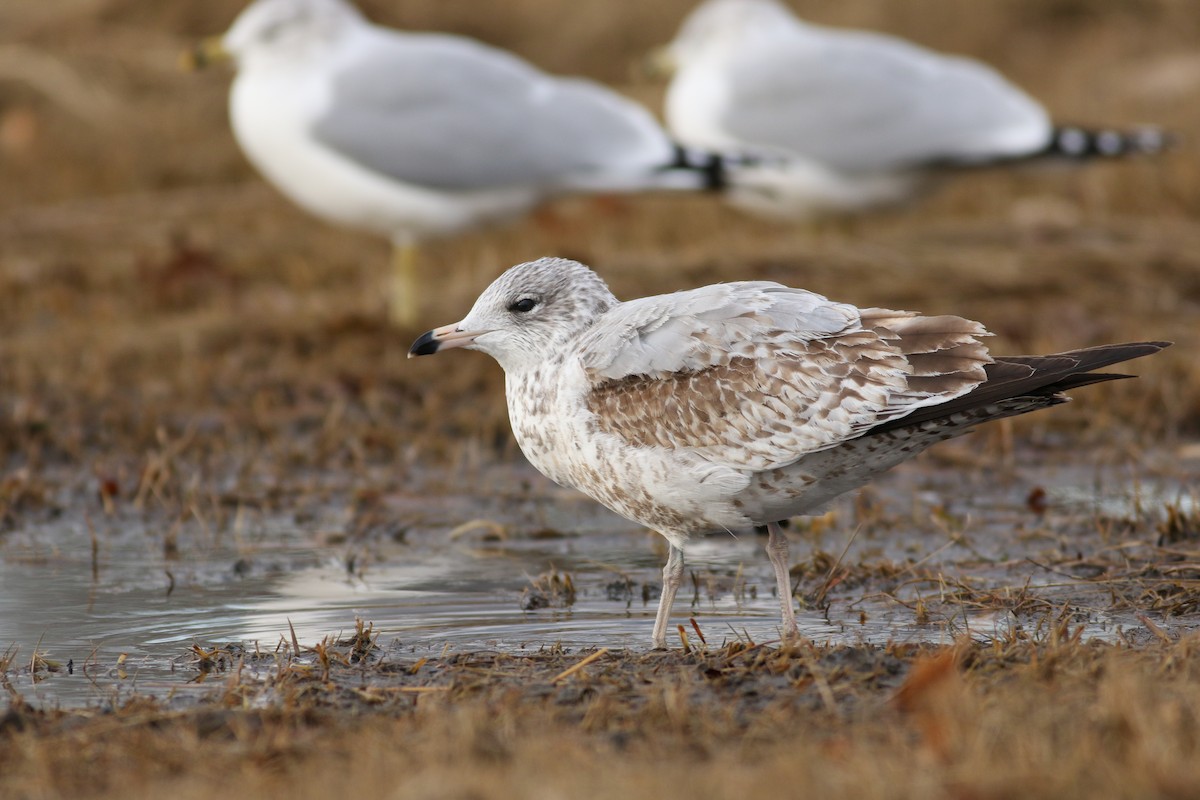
[194,0,728,324]
[657,0,1168,218]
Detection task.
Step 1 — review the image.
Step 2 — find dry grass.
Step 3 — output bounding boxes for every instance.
[4,634,1200,799]
[3,0,1200,797]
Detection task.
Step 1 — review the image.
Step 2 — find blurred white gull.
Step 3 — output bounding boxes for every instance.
[189,0,732,325]
[656,0,1169,218]
[409,257,1167,648]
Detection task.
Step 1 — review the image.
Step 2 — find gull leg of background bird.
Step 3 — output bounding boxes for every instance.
[651,544,685,649]
[766,521,800,639]
[388,238,420,328]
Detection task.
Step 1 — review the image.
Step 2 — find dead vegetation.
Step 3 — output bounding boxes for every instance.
[4,633,1200,799]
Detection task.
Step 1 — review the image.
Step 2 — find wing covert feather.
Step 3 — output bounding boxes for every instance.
[721,26,1050,172]
[311,32,672,190]
[579,285,991,470]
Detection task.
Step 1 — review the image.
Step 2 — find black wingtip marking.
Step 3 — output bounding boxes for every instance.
[1043,125,1174,160]
[666,144,729,191]
[871,341,1169,435]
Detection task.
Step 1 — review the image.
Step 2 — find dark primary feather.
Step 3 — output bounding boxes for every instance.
[871,341,1170,434]
[920,126,1172,172]
[1035,125,1174,160]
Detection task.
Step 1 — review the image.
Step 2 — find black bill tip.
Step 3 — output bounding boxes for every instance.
[408,329,440,358]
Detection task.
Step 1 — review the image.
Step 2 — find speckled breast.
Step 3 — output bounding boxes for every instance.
[503,367,742,539]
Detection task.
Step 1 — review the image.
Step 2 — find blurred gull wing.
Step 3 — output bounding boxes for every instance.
[712,26,1051,171]
[310,31,677,192]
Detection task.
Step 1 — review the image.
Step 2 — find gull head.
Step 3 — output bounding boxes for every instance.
[409,258,618,373]
[667,0,796,67]
[220,0,364,67]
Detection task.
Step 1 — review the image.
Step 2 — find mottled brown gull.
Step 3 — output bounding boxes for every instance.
[409,258,1167,648]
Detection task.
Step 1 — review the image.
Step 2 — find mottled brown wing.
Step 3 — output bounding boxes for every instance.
[585,308,992,471]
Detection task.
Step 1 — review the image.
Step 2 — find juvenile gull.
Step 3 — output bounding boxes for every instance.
[409,258,1168,648]
[653,0,1170,218]
[188,0,731,324]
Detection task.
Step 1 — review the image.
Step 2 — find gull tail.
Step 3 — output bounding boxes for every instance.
[1035,125,1174,160]
[654,145,732,191]
[591,144,743,194]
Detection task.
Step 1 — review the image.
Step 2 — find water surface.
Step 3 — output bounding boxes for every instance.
[2,463,1194,709]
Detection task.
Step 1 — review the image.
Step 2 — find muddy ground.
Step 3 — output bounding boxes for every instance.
[2,0,1200,797]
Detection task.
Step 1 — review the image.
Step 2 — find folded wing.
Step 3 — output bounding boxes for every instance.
[311,32,675,192]
[578,282,992,470]
[721,26,1050,171]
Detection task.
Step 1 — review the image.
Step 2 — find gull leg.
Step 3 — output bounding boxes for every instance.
[388,240,420,328]
[767,521,799,639]
[651,544,684,650]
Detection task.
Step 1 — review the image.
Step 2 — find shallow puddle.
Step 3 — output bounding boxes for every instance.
[2,460,1196,709]
[0,524,886,709]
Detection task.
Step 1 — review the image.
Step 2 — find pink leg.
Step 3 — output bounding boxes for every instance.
[767,521,799,638]
[651,544,684,649]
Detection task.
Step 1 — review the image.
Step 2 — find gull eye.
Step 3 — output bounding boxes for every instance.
[507,297,539,314]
